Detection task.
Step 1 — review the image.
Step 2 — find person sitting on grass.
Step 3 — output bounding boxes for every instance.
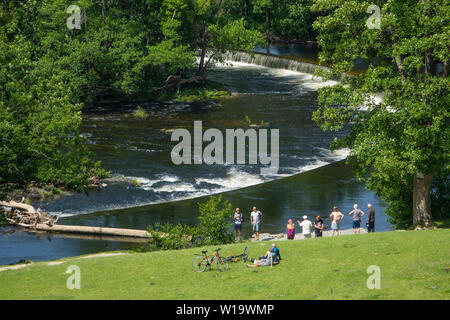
[271,243,281,263]
[246,250,275,268]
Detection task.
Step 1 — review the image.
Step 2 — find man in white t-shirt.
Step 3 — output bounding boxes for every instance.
[297,215,313,239]
[250,206,262,241]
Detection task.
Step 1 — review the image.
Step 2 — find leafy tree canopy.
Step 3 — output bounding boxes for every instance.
[311,0,449,227]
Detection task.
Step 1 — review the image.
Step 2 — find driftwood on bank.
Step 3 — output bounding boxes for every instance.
[33,224,151,238]
[1,200,152,239]
[0,200,61,228]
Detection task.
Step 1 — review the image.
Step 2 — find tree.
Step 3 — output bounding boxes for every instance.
[253,0,273,42]
[145,195,235,250]
[0,1,108,195]
[196,195,234,245]
[190,0,264,78]
[311,0,449,228]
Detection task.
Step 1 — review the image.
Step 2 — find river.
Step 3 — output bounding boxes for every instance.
[0,45,391,266]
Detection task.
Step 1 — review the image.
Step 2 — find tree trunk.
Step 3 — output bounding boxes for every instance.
[197,26,208,78]
[101,0,108,20]
[266,7,271,43]
[412,172,434,227]
[241,0,248,17]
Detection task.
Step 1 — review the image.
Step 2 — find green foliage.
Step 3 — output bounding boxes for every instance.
[196,195,234,245]
[171,81,230,102]
[311,0,450,228]
[133,106,149,119]
[209,18,265,53]
[147,222,197,251]
[252,0,318,40]
[146,195,234,251]
[0,3,109,192]
[245,115,252,126]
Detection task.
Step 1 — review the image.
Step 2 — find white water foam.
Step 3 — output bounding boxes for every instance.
[123,174,180,191]
[152,183,197,193]
[53,148,350,217]
[213,59,337,91]
[195,167,266,188]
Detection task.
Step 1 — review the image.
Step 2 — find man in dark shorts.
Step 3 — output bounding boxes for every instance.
[314,215,324,237]
[366,204,375,233]
[233,208,243,240]
[348,204,365,234]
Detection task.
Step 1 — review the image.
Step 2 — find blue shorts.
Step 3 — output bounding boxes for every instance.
[331,222,339,230]
[252,223,260,232]
[352,220,361,228]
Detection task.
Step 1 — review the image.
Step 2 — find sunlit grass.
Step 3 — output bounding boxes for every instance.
[0,229,448,300]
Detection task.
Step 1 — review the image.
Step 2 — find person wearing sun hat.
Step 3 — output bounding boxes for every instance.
[297,215,313,239]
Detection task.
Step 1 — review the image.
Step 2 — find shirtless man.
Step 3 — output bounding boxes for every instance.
[329,206,344,236]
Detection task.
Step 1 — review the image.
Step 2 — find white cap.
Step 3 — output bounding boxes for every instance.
[303,215,307,219]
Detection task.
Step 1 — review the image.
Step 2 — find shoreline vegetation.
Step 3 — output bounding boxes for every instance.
[0,228,448,300]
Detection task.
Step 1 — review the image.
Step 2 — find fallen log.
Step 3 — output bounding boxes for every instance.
[1,201,155,240]
[0,201,36,214]
[33,224,151,238]
[30,230,149,243]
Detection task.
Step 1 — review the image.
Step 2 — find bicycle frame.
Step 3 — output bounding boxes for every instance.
[201,251,221,266]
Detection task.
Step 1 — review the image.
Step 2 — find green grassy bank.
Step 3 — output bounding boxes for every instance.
[0,229,449,300]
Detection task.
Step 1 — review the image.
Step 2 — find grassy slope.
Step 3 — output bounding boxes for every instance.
[0,229,449,300]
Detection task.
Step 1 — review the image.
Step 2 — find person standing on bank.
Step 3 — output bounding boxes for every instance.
[330,206,344,236]
[287,219,295,240]
[366,204,375,233]
[348,204,365,234]
[314,215,324,237]
[250,206,262,241]
[297,215,313,239]
[233,208,243,241]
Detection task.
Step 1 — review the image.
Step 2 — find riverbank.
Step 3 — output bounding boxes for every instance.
[0,228,448,299]
[255,227,369,242]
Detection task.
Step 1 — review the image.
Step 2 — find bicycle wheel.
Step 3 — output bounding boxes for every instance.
[242,246,249,262]
[192,255,209,272]
[216,257,229,272]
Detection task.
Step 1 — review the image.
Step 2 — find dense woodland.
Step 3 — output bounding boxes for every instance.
[0,0,448,228]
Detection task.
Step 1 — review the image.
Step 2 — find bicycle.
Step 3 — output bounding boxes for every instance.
[192,248,229,272]
[223,246,249,263]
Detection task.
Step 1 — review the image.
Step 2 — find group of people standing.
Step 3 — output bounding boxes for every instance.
[233,206,263,241]
[289,203,376,239]
[328,203,376,236]
[233,203,376,241]
[286,215,324,239]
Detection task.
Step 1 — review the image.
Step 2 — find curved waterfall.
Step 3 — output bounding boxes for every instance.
[220,51,351,81]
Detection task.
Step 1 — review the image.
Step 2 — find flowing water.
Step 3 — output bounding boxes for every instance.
[0,46,391,266]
